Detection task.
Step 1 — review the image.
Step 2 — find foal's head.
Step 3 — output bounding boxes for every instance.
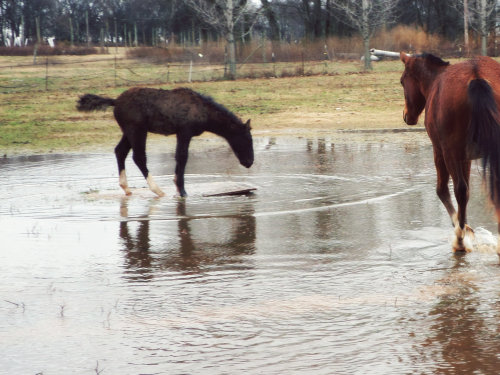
[399,52,449,125]
[228,119,254,168]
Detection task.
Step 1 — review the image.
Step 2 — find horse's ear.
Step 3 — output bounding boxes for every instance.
[400,52,410,64]
[245,119,251,130]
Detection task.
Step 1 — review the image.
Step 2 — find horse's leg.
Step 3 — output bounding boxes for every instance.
[174,135,192,197]
[130,130,165,197]
[434,149,457,224]
[115,135,132,195]
[450,159,473,252]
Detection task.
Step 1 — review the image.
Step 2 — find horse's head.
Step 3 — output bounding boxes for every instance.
[400,53,426,125]
[399,52,450,125]
[229,119,254,168]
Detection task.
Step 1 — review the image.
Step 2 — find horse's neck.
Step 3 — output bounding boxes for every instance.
[420,67,447,98]
[206,117,235,140]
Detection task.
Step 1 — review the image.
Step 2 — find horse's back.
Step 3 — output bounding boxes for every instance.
[113,87,208,136]
[428,57,500,127]
[436,57,500,100]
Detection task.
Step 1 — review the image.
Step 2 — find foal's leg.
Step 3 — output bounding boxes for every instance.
[130,130,165,197]
[174,135,192,197]
[115,135,132,195]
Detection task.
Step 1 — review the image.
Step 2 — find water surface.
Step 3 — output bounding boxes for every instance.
[2,137,500,374]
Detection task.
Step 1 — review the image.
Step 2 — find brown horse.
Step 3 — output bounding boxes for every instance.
[77,87,254,197]
[400,52,500,253]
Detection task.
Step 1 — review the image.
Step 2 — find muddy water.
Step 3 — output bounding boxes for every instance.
[2,137,500,374]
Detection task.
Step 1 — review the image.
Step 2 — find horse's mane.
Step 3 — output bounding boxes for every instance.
[174,88,243,127]
[417,53,450,67]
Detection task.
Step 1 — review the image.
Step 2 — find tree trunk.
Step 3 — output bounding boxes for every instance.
[69,17,74,47]
[325,0,332,37]
[463,0,469,55]
[85,10,90,46]
[225,0,236,78]
[302,0,312,40]
[363,35,372,70]
[261,0,280,40]
[480,0,487,56]
[35,16,41,44]
[362,0,372,70]
[134,22,138,46]
[313,0,322,39]
[226,29,236,78]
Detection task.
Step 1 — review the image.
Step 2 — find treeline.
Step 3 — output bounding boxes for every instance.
[1,0,499,74]
[0,1,497,47]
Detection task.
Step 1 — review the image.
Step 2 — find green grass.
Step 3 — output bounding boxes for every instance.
[0,54,416,154]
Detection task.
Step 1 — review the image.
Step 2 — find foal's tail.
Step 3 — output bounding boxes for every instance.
[76,93,115,112]
[468,78,500,205]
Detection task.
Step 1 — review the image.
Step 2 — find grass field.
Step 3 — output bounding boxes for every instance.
[0,50,426,154]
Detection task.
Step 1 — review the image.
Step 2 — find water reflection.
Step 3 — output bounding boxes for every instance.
[423,257,500,373]
[119,199,256,278]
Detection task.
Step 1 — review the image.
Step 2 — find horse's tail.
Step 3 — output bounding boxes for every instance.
[468,78,500,205]
[76,93,115,112]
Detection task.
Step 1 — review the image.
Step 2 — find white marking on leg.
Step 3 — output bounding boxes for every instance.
[452,224,465,252]
[147,174,165,197]
[119,170,132,196]
[452,223,474,252]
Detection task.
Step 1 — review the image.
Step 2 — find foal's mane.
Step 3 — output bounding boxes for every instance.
[176,88,244,129]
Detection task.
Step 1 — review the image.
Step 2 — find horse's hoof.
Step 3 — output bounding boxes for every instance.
[452,246,467,253]
[452,240,466,253]
[452,238,473,253]
[176,189,187,198]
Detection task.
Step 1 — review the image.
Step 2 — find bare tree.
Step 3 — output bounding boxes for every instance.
[475,0,496,55]
[451,0,496,56]
[187,0,257,78]
[464,0,469,54]
[330,0,397,70]
[260,0,279,40]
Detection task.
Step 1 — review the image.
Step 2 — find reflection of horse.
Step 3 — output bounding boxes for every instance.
[119,199,256,276]
[400,53,500,253]
[77,87,254,197]
[424,258,500,372]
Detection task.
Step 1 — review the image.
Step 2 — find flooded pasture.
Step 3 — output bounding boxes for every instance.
[2,136,500,374]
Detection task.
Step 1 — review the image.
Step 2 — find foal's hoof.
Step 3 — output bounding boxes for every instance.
[121,188,132,196]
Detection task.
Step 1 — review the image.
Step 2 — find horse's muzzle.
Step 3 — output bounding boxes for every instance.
[242,158,253,168]
[403,111,418,126]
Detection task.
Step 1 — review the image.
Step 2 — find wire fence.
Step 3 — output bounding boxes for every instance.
[0,54,347,94]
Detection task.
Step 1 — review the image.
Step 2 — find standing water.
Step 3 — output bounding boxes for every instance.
[1,137,500,374]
